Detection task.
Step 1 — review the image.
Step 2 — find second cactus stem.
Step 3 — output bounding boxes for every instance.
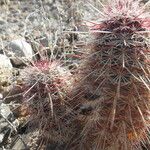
[67,0,150,150]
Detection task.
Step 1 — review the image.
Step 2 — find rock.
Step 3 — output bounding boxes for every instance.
[6,38,34,66]
[0,54,13,85]
[0,128,11,146]
[0,103,20,147]
[0,94,3,99]
[0,103,12,119]
[0,118,9,132]
[0,54,12,70]
[0,103,13,146]
[0,133,4,143]
[0,20,6,25]
[10,134,30,150]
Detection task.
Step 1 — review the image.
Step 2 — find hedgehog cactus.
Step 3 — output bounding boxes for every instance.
[67,0,150,149]
[20,60,72,149]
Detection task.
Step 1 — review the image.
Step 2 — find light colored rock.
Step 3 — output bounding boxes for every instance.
[0,54,12,69]
[0,103,12,118]
[0,54,13,84]
[0,133,4,143]
[0,20,6,25]
[0,93,3,99]
[6,38,34,66]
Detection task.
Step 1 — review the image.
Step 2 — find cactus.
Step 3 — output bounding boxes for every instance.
[67,0,150,149]
[20,60,73,149]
